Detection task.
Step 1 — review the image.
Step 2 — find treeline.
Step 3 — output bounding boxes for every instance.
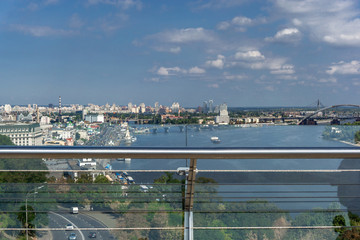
[0,134,48,239]
[105,173,349,240]
[322,126,360,143]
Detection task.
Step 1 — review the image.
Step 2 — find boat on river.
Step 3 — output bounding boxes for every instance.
[210,136,221,144]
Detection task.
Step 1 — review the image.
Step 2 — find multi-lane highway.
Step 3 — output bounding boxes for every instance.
[48,211,115,240]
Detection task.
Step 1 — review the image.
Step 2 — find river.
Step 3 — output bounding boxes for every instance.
[111,125,360,214]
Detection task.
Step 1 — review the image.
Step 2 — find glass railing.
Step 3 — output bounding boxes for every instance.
[1,124,360,239]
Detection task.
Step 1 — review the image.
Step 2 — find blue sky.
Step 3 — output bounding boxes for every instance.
[1,0,360,107]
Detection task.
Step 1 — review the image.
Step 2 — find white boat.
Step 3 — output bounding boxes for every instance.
[124,128,132,143]
[210,136,221,143]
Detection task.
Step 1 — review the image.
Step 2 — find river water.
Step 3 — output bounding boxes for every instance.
[111,125,360,214]
[113,125,350,171]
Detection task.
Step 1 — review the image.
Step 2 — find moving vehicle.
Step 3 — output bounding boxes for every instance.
[68,233,77,240]
[140,185,149,192]
[71,207,78,214]
[66,224,74,230]
[88,232,97,238]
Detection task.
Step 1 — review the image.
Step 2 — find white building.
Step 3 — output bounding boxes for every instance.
[171,102,180,113]
[139,103,146,113]
[85,114,104,123]
[0,123,44,146]
[50,128,74,140]
[215,103,230,125]
[78,158,97,167]
[40,116,51,125]
[4,104,12,113]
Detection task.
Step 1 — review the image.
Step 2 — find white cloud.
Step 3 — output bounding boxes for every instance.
[208,83,219,88]
[44,0,59,5]
[217,21,231,30]
[11,24,75,37]
[169,47,181,53]
[195,0,247,9]
[265,28,302,43]
[152,28,214,43]
[157,67,186,76]
[232,50,296,75]
[319,77,337,83]
[292,18,302,26]
[154,46,181,54]
[270,64,295,74]
[157,66,205,76]
[26,0,58,11]
[189,66,206,74]
[217,16,266,31]
[265,85,275,91]
[326,60,360,75]
[206,55,225,69]
[144,77,161,83]
[69,14,84,29]
[235,50,265,61]
[223,72,246,81]
[87,0,142,10]
[275,0,360,46]
[27,3,39,11]
[276,75,298,80]
[232,16,252,26]
[92,13,128,32]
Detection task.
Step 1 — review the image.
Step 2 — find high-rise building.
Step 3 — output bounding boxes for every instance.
[128,102,133,111]
[171,102,180,113]
[58,96,62,123]
[203,101,208,114]
[4,104,12,113]
[140,103,146,113]
[154,102,159,114]
[215,103,229,125]
[208,100,214,113]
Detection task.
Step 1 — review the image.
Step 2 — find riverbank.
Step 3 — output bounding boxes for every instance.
[339,140,360,147]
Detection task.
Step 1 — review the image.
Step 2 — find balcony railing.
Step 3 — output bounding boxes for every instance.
[1,146,360,240]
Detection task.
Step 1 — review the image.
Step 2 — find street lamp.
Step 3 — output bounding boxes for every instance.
[25,186,44,240]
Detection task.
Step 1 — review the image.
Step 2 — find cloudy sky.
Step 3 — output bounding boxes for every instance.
[1,0,360,107]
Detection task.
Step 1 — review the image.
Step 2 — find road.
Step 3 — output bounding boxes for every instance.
[48,211,115,240]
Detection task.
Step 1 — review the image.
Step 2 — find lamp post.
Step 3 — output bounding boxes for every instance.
[25,186,44,240]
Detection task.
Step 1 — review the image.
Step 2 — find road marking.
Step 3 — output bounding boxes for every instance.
[50,212,85,240]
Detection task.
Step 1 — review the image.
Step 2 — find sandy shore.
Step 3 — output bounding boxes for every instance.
[338,139,360,147]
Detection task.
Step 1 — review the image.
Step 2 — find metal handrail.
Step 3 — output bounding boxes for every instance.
[0,146,360,159]
[0,146,360,239]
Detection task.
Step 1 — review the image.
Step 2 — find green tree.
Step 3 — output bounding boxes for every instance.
[333,215,346,233]
[0,135,14,145]
[75,132,81,140]
[355,131,360,143]
[17,205,36,237]
[94,175,110,183]
[77,173,93,183]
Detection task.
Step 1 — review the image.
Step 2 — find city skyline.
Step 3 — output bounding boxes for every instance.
[1,0,360,106]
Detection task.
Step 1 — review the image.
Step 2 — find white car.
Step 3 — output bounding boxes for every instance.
[66,224,74,230]
[68,233,77,240]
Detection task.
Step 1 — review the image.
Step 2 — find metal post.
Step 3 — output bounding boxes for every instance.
[25,186,42,240]
[184,158,197,240]
[25,197,28,240]
[185,125,188,167]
